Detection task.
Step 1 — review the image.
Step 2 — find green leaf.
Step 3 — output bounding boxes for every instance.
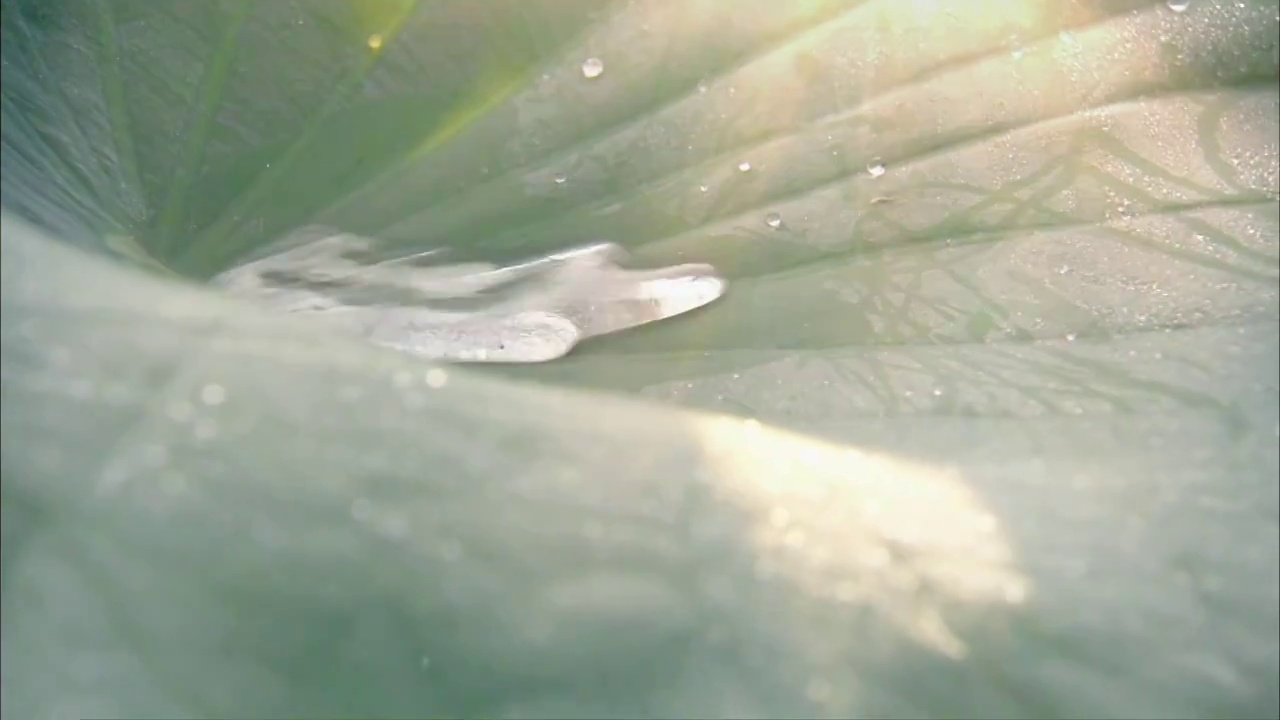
[2,1,1278,718]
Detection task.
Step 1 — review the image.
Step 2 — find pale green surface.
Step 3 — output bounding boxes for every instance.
[2,1,1279,718]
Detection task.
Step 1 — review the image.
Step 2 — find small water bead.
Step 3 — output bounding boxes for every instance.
[805,677,834,703]
[351,497,374,522]
[193,418,220,441]
[140,443,171,469]
[737,161,752,172]
[166,401,195,422]
[866,159,886,178]
[581,57,604,79]
[159,471,187,496]
[764,212,783,229]
[553,172,567,185]
[199,383,226,406]
[1166,0,1189,11]
[698,183,709,192]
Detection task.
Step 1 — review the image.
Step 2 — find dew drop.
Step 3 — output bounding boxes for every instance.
[166,401,195,422]
[1167,0,1189,12]
[159,471,187,496]
[1065,332,1078,342]
[581,57,604,79]
[696,80,709,93]
[805,678,834,703]
[737,160,752,172]
[439,540,463,562]
[867,159,886,178]
[764,212,783,229]
[367,34,383,50]
[199,383,226,406]
[193,418,220,442]
[553,172,567,185]
[350,498,375,524]
[140,444,170,469]
[698,183,709,192]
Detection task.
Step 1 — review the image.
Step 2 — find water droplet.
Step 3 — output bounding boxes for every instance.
[764,212,783,229]
[1167,0,1189,12]
[375,511,410,539]
[199,383,226,406]
[166,401,194,422]
[805,678,834,703]
[159,471,187,496]
[553,172,567,185]
[581,57,604,79]
[696,80,709,93]
[1011,48,1026,60]
[367,34,383,50]
[737,161,752,172]
[1065,332,1078,342]
[140,444,170,468]
[424,368,448,389]
[698,183,709,192]
[867,159,886,178]
[439,540,463,562]
[931,387,944,397]
[193,418,220,442]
